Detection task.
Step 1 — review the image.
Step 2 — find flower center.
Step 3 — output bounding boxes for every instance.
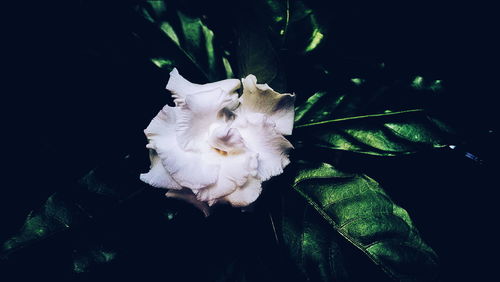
[213,147,228,156]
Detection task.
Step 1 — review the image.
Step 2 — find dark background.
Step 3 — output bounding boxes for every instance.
[4,0,498,281]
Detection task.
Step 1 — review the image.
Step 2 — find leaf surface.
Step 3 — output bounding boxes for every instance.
[134,0,233,81]
[2,156,146,258]
[295,108,454,156]
[281,162,439,281]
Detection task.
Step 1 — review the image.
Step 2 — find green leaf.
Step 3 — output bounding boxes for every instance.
[234,0,327,92]
[280,188,350,281]
[285,162,438,281]
[293,72,456,156]
[235,13,280,88]
[294,72,449,126]
[1,156,146,258]
[72,243,117,274]
[1,193,88,256]
[294,109,453,156]
[134,0,233,81]
[290,7,327,54]
[252,0,328,53]
[290,57,456,157]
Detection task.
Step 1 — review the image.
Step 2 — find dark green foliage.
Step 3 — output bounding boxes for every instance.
[3,0,495,281]
[133,0,234,81]
[2,156,146,258]
[295,108,454,156]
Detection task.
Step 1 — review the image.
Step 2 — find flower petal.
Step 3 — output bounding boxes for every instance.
[144,105,220,189]
[196,149,258,204]
[208,125,246,153]
[166,68,241,102]
[233,112,293,181]
[222,177,262,207]
[240,75,295,135]
[166,189,210,217]
[140,150,182,189]
[144,105,177,136]
[175,88,239,151]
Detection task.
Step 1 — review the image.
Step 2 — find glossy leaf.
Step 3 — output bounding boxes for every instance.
[288,48,455,157]
[288,3,327,54]
[252,0,328,53]
[280,187,350,282]
[285,161,438,281]
[293,70,456,156]
[294,73,449,126]
[294,108,454,156]
[134,0,233,81]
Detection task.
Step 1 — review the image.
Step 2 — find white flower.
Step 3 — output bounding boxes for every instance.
[140,68,294,216]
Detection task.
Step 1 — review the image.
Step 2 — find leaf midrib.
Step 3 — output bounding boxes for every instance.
[292,175,399,280]
[294,109,425,129]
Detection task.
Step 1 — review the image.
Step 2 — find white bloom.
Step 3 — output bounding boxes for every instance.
[140,68,294,216]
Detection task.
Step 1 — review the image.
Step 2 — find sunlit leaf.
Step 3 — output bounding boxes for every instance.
[284,162,438,281]
[134,0,233,81]
[295,109,454,156]
[293,68,456,156]
[411,76,443,92]
[294,72,450,126]
[252,0,328,53]
[280,188,350,282]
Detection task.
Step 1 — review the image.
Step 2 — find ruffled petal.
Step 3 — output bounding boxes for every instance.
[166,189,210,217]
[144,106,220,189]
[144,105,177,136]
[175,87,239,151]
[196,149,258,204]
[166,68,241,102]
[222,177,262,207]
[240,75,295,135]
[208,125,246,153]
[140,150,182,189]
[233,112,293,181]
